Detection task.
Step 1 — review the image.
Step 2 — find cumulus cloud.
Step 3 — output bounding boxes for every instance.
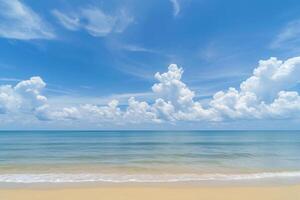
[52,7,133,37]
[0,77,46,114]
[210,87,261,119]
[262,91,300,119]
[240,57,300,102]
[36,105,81,121]
[152,64,194,109]
[210,56,300,120]
[81,100,122,123]
[0,85,20,114]
[1,56,300,126]
[0,76,78,121]
[0,0,55,40]
[151,64,216,121]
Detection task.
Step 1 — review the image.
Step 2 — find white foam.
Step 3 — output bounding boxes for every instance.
[0,172,300,183]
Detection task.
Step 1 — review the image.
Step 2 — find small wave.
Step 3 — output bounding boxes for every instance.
[0,172,300,183]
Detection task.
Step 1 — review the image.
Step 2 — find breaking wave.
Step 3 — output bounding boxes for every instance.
[1,171,300,183]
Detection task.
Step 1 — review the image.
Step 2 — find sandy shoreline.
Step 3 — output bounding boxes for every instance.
[0,184,299,200]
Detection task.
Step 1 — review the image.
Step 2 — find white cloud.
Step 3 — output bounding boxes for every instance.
[112,9,134,33]
[240,57,300,102]
[81,100,122,123]
[152,64,194,109]
[210,56,300,120]
[271,20,300,49]
[52,7,134,37]
[1,56,300,126]
[0,78,21,82]
[151,64,217,121]
[36,105,81,121]
[0,0,55,40]
[0,85,20,114]
[210,87,261,119]
[14,76,47,108]
[80,7,116,37]
[52,10,80,31]
[152,98,175,121]
[262,91,300,119]
[0,76,78,121]
[169,0,180,17]
[123,97,159,123]
[0,77,46,115]
[118,44,157,53]
[81,98,159,125]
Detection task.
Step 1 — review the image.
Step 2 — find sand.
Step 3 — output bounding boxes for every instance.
[0,185,300,200]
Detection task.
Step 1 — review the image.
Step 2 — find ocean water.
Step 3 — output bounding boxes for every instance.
[0,130,300,184]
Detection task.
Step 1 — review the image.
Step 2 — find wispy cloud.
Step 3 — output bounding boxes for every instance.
[120,44,158,53]
[52,10,80,31]
[271,19,300,50]
[52,7,134,37]
[0,77,21,82]
[44,84,77,96]
[169,0,180,17]
[0,0,55,40]
[115,62,157,81]
[108,40,159,54]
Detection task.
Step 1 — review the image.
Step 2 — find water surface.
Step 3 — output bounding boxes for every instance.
[0,130,300,183]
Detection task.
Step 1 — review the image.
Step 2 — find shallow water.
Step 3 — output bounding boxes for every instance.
[1,130,300,183]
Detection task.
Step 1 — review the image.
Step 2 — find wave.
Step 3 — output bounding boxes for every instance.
[0,172,300,183]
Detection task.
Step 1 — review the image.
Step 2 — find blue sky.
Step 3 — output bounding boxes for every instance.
[1,0,300,129]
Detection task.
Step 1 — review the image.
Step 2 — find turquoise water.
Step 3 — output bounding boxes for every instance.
[0,130,300,183]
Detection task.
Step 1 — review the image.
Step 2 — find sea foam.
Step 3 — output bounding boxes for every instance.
[0,172,300,183]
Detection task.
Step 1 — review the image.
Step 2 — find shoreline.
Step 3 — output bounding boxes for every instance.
[0,184,300,200]
[1,177,300,190]
[0,171,300,187]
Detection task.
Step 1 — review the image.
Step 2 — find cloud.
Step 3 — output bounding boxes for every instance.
[0,0,55,40]
[152,64,194,109]
[52,7,133,37]
[0,78,21,82]
[210,56,300,120]
[123,97,159,123]
[118,44,157,53]
[262,91,300,119]
[210,87,260,119]
[271,19,300,50]
[35,105,81,121]
[1,56,300,126]
[81,100,122,122]
[81,98,159,125]
[240,57,300,102]
[169,0,180,17]
[0,85,20,114]
[0,76,46,114]
[0,76,78,121]
[14,76,47,108]
[52,10,80,31]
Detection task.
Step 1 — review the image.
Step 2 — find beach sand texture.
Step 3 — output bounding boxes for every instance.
[1,185,300,200]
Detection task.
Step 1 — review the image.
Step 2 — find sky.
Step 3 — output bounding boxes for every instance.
[1,0,300,130]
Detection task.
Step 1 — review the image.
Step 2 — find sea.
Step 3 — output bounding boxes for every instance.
[0,130,300,184]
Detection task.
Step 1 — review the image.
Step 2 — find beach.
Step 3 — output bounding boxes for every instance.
[2,0,300,197]
[1,185,300,200]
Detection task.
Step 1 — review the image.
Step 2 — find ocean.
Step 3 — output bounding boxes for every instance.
[0,130,300,184]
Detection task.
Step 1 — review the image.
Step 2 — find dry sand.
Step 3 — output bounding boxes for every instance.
[0,185,300,200]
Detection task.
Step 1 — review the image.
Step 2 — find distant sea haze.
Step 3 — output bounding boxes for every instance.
[0,131,300,184]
